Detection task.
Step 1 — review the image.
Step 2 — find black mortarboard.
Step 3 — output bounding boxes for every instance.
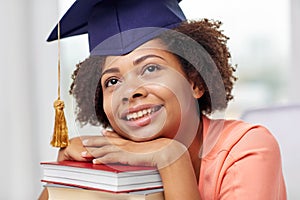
[47,0,186,55]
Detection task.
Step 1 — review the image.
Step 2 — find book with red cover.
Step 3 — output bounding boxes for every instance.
[41,161,162,193]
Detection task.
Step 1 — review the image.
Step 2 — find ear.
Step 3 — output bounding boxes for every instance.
[190,82,204,99]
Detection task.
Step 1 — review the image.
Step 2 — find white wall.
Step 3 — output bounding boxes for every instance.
[0,0,58,199]
[290,0,300,102]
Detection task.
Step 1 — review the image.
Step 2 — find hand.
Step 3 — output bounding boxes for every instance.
[57,137,93,162]
[81,130,187,169]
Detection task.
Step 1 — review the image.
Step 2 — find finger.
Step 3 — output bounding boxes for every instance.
[57,137,90,162]
[93,152,122,165]
[92,151,151,166]
[81,150,94,158]
[83,135,130,148]
[81,136,109,147]
[87,145,119,159]
[58,147,91,162]
[102,129,121,138]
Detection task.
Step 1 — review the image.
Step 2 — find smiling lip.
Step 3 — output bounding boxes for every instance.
[120,104,163,125]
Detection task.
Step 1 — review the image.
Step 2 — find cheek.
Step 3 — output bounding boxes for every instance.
[153,79,193,107]
[149,84,184,119]
[102,91,124,131]
[102,93,114,121]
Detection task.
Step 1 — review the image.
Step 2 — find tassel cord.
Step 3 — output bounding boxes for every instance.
[50,21,69,148]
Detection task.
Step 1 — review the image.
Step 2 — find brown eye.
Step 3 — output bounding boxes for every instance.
[105,78,120,88]
[142,65,161,75]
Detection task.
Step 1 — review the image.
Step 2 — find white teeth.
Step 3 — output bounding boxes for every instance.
[126,113,132,121]
[133,113,138,118]
[126,107,158,121]
[138,111,143,117]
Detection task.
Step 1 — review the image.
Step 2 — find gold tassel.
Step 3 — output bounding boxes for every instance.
[50,21,69,148]
[51,99,69,147]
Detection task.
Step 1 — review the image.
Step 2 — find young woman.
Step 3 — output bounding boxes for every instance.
[44,19,286,199]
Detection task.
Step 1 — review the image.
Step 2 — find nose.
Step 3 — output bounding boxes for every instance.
[122,86,148,103]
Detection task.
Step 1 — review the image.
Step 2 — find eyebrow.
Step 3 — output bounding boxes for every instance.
[101,54,165,78]
[133,54,165,65]
[101,67,120,78]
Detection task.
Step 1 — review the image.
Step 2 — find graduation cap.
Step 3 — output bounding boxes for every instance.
[47,0,186,55]
[48,0,186,147]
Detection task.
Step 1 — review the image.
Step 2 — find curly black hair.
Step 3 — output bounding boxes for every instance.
[70,19,237,128]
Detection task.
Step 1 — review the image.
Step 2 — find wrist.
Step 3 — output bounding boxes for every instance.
[153,139,188,170]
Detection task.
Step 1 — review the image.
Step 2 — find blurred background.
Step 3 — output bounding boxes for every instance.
[0,0,299,199]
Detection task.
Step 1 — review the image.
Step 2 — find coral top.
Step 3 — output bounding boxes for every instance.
[199,116,286,200]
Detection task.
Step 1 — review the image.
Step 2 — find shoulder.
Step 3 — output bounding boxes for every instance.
[200,116,286,199]
[202,116,280,159]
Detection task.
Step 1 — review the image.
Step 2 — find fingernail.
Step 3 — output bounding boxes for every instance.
[82,139,88,145]
[102,129,107,136]
[92,159,98,164]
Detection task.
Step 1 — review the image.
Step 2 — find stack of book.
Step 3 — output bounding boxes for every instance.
[40,161,164,200]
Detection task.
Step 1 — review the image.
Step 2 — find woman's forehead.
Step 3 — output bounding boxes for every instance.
[104,39,168,67]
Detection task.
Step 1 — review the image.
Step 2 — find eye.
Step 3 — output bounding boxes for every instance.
[104,77,120,88]
[142,65,161,75]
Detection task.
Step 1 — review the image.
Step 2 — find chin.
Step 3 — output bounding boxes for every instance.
[124,133,160,142]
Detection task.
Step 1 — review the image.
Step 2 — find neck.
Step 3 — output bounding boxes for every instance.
[188,116,203,181]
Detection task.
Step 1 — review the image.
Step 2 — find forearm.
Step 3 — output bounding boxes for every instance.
[158,146,201,200]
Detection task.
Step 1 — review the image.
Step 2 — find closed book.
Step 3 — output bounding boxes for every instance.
[41,161,162,193]
[45,184,164,200]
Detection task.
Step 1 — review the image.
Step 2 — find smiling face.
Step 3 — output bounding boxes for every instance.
[101,39,203,142]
